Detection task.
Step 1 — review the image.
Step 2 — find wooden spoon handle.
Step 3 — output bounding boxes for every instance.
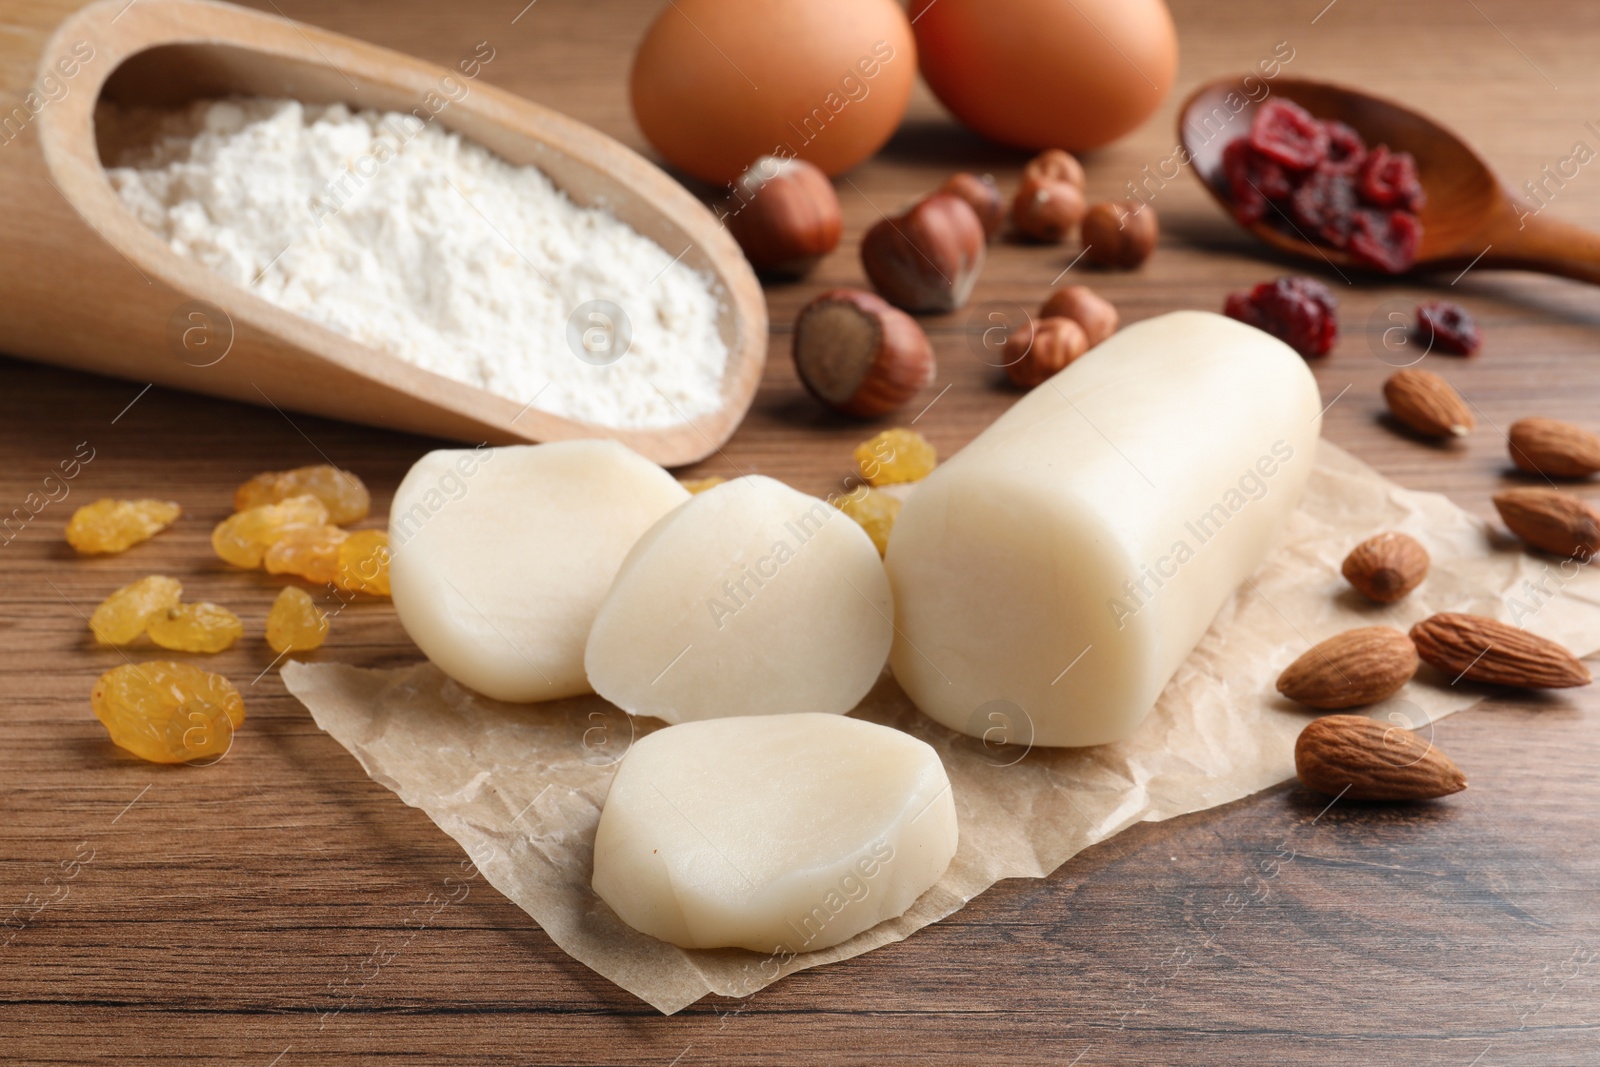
[1480,209,1600,286]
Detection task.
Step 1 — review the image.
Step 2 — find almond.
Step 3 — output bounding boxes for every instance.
[1276,626,1419,709]
[1508,416,1600,478]
[1409,612,1591,688]
[1492,487,1600,558]
[1341,532,1429,603]
[1295,714,1467,800]
[1383,368,1474,438]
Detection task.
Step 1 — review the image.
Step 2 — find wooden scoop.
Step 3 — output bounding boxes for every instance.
[0,0,765,466]
[1180,75,1600,285]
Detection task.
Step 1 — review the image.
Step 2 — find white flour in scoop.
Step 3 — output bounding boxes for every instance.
[100,97,729,430]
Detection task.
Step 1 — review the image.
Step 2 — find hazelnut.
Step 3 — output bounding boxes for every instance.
[1082,201,1158,269]
[793,289,936,418]
[1023,149,1087,191]
[1011,176,1086,243]
[723,156,842,277]
[1003,316,1088,388]
[1039,285,1119,348]
[861,192,987,313]
[940,172,1004,241]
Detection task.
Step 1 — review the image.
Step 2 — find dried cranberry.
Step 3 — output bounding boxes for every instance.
[1348,209,1422,273]
[1249,99,1330,171]
[1215,112,1429,269]
[1248,142,1294,200]
[1321,121,1367,174]
[1222,138,1295,224]
[1290,167,1360,247]
[1416,301,1481,355]
[1221,139,1267,224]
[1223,289,1263,328]
[1254,277,1340,356]
[1359,146,1426,212]
[1223,276,1339,358]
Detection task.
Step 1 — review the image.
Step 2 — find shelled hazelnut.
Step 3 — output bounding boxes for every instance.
[792,289,936,418]
[940,172,1005,241]
[860,192,987,313]
[722,156,842,277]
[1011,176,1085,243]
[1082,201,1158,269]
[1039,285,1119,348]
[1003,317,1088,388]
[1022,149,1086,191]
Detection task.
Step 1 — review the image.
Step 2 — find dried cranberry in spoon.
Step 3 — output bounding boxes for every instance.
[1222,138,1293,225]
[1322,121,1368,174]
[1359,146,1427,212]
[1348,210,1423,274]
[1214,98,1425,272]
[1291,168,1361,247]
[1249,99,1331,171]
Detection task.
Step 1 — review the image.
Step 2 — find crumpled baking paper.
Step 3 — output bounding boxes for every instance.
[282,441,1600,1014]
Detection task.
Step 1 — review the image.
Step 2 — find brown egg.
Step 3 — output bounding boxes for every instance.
[630,0,917,185]
[908,0,1178,151]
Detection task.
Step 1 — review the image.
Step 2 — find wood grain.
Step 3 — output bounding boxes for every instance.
[3,0,1600,1063]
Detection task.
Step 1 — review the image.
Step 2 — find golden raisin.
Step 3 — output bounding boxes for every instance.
[65,499,181,554]
[680,476,726,495]
[235,465,370,525]
[266,587,329,654]
[89,575,183,645]
[263,524,348,584]
[212,495,330,568]
[335,530,391,596]
[853,429,937,487]
[833,487,903,557]
[90,661,245,764]
[147,602,244,653]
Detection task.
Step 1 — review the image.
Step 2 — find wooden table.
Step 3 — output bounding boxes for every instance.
[5,0,1599,1062]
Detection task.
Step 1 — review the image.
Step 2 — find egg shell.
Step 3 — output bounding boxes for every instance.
[630,0,917,184]
[909,0,1178,151]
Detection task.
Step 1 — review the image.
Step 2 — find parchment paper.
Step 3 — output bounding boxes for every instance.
[282,441,1600,1014]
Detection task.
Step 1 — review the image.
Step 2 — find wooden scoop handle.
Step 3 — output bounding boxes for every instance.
[1478,207,1600,286]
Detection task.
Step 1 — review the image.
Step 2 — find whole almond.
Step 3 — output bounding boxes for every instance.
[1276,626,1419,709]
[1508,416,1600,478]
[1341,532,1429,603]
[1409,612,1591,688]
[1492,487,1600,558]
[1383,369,1474,438]
[1295,714,1467,800]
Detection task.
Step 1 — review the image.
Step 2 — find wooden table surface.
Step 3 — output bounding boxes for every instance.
[5,0,1600,1063]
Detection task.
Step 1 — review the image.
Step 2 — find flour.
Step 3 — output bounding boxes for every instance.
[100,98,730,430]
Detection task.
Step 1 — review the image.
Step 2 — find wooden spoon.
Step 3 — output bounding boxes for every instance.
[1179,75,1600,285]
[0,0,765,466]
